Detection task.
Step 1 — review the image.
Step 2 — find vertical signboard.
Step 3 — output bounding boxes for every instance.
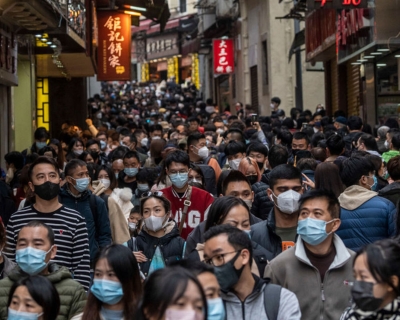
[97,11,131,81]
[213,39,234,75]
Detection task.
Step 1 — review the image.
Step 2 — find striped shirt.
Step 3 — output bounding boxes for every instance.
[4,205,91,290]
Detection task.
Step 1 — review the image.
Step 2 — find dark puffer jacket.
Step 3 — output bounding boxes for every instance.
[0,263,86,320]
[136,221,185,277]
[251,181,274,220]
[378,182,400,207]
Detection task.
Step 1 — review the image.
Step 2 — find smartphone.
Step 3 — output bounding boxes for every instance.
[302,122,308,129]
[251,114,258,123]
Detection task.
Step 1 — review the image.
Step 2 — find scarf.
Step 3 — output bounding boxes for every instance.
[342,298,400,320]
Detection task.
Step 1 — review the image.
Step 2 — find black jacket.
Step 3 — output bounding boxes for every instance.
[251,181,274,220]
[378,182,400,207]
[136,222,185,276]
[251,208,295,259]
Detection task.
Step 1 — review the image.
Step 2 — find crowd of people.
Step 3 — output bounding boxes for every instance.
[0,79,400,319]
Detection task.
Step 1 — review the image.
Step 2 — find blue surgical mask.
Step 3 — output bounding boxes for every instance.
[124,167,138,177]
[297,218,336,246]
[207,297,226,320]
[169,172,189,188]
[137,183,149,192]
[100,140,107,150]
[243,229,252,239]
[35,141,47,150]
[7,308,43,320]
[369,175,378,191]
[115,173,119,179]
[90,279,123,305]
[71,177,90,193]
[16,246,53,275]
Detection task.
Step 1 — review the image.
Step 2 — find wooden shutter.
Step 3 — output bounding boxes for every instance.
[347,60,360,116]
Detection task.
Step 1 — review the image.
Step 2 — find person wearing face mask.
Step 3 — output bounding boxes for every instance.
[127,208,142,238]
[160,150,214,240]
[343,116,364,152]
[203,224,301,320]
[290,132,311,165]
[238,157,261,186]
[3,157,91,290]
[340,239,400,320]
[270,97,281,114]
[379,156,400,207]
[0,221,86,319]
[60,159,112,264]
[65,138,85,162]
[4,152,24,189]
[187,196,273,277]
[5,275,60,320]
[117,151,141,192]
[265,190,355,320]
[247,142,269,175]
[251,165,304,259]
[128,192,184,277]
[337,156,396,252]
[92,165,131,244]
[132,168,158,208]
[139,266,207,320]
[187,133,221,195]
[82,244,142,320]
[225,141,247,171]
[29,127,50,155]
[172,260,225,320]
[382,132,400,164]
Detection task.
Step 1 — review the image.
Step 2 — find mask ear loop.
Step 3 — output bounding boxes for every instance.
[325,219,338,235]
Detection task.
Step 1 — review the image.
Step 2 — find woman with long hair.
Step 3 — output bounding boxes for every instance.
[65,138,85,162]
[83,244,142,320]
[7,275,60,320]
[139,266,207,320]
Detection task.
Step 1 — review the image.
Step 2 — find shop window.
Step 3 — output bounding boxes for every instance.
[261,40,269,86]
[180,0,187,13]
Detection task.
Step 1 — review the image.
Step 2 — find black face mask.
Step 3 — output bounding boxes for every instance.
[214,251,244,292]
[257,162,264,171]
[247,175,258,185]
[292,149,299,157]
[351,281,384,312]
[33,181,60,201]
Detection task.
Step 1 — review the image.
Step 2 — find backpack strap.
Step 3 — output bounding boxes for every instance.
[263,283,282,320]
[203,156,211,165]
[178,186,192,235]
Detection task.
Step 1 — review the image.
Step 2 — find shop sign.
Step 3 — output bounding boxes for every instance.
[146,33,179,60]
[307,0,368,9]
[97,11,131,81]
[213,39,234,74]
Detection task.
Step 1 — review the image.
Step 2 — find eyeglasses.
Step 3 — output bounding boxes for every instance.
[141,191,164,198]
[204,251,239,266]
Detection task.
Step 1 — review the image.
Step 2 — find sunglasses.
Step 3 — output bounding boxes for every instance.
[141,191,164,198]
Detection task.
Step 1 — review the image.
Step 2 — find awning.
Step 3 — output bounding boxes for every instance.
[36,53,95,77]
[116,0,170,32]
[288,29,305,62]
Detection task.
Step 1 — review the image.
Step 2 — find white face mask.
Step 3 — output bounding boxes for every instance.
[385,140,390,149]
[141,137,149,147]
[216,128,224,135]
[144,215,167,232]
[270,189,301,214]
[270,103,275,109]
[244,199,252,210]
[196,146,209,159]
[229,158,242,171]
[129,222,137,230]
[99,179,110,189]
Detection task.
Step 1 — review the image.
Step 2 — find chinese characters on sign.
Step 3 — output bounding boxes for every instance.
[97,11,131,81]
[307,0,367,9]
[213,39,234,75]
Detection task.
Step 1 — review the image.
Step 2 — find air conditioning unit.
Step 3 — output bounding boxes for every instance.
[306,61,324,72]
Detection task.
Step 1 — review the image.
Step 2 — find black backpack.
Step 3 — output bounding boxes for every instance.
[193,156,217,196]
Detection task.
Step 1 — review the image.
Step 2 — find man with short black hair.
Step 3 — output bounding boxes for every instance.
[60,159,112,264]
[343,116,363,151]
[0,221,87,319]
[161,150,214,239]
[325,134,345,162]
[379,155,400,206]
[5,157,91,289]
[337,156,396,251]
[117,151,141,190]
[356,134,381,157]
[225,141,246,170]
[251,165,303,258]
[247,142,269,175]
[119,133,148,165]
[382,132,400,163]
[265,190,354,320]
[271,97,281,114]
[4,152,24,189]
[203,224,301,319]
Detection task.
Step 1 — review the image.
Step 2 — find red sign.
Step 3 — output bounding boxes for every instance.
[308,0,367,9]
[213,39,234,75]
[97,11,131,81]
[337,8,365,47]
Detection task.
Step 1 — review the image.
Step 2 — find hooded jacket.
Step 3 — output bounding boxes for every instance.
[251,181,274,220]
[0,263,86,320]
[92,181,131,244]
[60,185,112,261]
[265,235,355,320]
[136,221,185,277]
[337,185,396,251]
[378,181,400,207]
[110,188,133,221]
[382,150,400,163]
[221,275,301,320]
